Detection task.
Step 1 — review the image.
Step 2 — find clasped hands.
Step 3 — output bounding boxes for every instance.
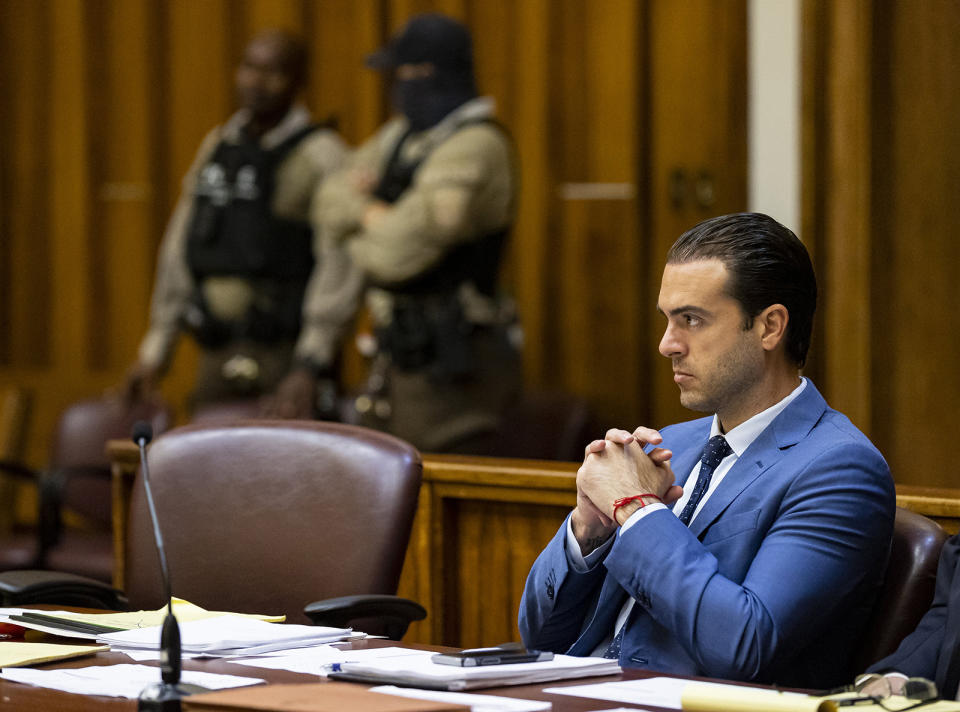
[572,427,683,555]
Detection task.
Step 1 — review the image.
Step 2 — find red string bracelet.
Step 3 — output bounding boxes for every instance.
[613,493,663,521]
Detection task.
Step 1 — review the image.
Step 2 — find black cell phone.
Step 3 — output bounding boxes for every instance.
[431,643,554,667]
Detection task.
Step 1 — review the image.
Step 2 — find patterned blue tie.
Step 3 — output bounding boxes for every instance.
[603,605,634,660]
[603,435,733,661]
[678,435,732,526]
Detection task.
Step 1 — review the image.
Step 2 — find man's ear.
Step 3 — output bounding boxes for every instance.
[757,304,789,352]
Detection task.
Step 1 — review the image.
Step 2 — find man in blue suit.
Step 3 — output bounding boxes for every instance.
[519,212,895,688]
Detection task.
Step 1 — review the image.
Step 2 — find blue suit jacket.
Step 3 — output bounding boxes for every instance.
[869,534,960,698]
[519,380,895,688]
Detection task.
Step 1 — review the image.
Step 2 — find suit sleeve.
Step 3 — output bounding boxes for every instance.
[518,514,611,653]
[605,439,893,680]
[867,534,959,678]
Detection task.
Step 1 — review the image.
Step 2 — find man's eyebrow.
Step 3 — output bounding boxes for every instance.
[656,304,712,318]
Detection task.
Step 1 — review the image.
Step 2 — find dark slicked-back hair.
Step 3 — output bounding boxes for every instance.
[667,212,817,367]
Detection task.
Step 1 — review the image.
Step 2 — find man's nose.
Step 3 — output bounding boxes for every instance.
[659,324,684,358]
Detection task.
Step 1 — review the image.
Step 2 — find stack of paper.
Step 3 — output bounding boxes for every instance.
[330,650,620,690]
[98,616,352,657]
[228,645,426,675]
[0,599,286,641]
[0,663,263,699]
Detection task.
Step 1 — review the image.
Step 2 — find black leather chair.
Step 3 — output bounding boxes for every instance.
[850,506,949,673]
[0,395,171,581]
[0,420,426,639]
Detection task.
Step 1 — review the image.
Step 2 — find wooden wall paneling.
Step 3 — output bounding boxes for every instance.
[798,0,828,392]
[511,0,552,390]
[557,200,641,428]
[94,1,159,374]
[241,0,304,36]
[468,0,522,313]
[394,483,434,644]
[868,0,960,488]
[645,0,748,430]
[432,481,574,647]
[307,1,388,146]
[554,0,643,428]
[803,0,960,487]
[823,0,874,433]
[0,0,52,370]
[49,0,93,383]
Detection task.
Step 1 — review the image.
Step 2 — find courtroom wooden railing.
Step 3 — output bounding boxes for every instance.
[107,440,960,647]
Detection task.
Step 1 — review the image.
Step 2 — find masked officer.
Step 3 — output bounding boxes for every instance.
[313,13,521,452]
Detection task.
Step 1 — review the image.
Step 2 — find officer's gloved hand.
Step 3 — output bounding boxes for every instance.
[260,367,318,420]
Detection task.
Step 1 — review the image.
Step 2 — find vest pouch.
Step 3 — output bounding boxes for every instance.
[383,298,475,381]
[427,298,474,382]
[182,290,233,349]
[382,301,434,371]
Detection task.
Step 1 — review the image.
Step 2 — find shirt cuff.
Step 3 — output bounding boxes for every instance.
[620,502,668,533]
[564,517,614,573]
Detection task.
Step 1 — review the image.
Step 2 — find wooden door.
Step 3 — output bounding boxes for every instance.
[644,0,749,429]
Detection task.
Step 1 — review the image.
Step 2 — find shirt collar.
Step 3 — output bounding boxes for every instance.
[709,377,808,456]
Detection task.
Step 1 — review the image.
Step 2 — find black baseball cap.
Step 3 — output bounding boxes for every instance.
[366,13,473,72]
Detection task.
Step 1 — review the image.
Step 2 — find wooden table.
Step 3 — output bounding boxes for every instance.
[0,635,683,712]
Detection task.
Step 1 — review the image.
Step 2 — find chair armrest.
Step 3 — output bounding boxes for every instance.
[304,594,426,641]
[0,569,128,610]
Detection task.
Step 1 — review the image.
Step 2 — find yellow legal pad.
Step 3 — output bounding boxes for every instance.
[0,642,108,669]
[27,598,285,632]
[681,681,960,712]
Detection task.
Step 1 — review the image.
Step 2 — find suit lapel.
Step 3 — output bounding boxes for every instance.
[687,381,828,539]
[569,572,628,655]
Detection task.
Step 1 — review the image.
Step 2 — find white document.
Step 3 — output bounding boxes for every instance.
[228,645,426,675]
[337,651,620,690]
[543,677,692,709]
[0,663,263,699]
[543,677,813,711]
[98,615,351,656]
[371,684,553,712]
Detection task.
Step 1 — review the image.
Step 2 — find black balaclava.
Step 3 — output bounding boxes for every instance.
[367,13,478,131]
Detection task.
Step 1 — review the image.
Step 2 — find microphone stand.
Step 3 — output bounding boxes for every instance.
[133,423,193,712]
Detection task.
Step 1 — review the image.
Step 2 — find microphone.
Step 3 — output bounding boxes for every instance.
[132,421,193,711]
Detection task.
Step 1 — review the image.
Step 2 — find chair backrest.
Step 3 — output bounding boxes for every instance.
[123,420,422,625]
[852,506,949,672]
[48,396,172,525]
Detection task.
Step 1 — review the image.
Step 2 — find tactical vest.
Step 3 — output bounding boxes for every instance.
[371,119,515,378]
[183,125,317,346]
[371,119,511,298]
